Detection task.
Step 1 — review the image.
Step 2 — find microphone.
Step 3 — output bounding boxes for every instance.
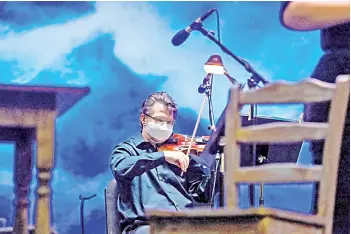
[171,8,216,46]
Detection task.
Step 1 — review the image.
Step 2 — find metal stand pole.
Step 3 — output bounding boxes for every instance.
[79,194,97,234]
[247,77,267,207]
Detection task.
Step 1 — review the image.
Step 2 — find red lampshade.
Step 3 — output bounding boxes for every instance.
[204,55,225,74]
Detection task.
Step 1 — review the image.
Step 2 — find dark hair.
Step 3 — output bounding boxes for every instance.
[140,92,178,128]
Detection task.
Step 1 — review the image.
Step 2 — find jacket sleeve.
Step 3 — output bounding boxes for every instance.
[110,141,166,180]
[186,156,212,203]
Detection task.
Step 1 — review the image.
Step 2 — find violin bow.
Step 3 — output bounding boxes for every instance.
[181,94,208,176]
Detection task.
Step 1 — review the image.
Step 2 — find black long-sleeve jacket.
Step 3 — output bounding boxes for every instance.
[110,134,211,232]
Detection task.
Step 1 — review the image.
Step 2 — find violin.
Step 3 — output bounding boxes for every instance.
[158,133,210,156]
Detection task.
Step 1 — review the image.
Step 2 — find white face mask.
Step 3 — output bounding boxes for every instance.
[145,121,173,143]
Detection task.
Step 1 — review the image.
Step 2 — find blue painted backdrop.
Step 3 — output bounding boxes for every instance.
[0,1,320,233]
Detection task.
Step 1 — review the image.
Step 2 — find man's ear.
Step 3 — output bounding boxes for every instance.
[140,114,146,126]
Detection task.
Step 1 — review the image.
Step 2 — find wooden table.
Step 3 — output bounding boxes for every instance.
[147,207,324,234]
[0,84,90,234]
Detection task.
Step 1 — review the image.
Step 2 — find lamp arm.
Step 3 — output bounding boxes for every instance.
[224,70,240,85]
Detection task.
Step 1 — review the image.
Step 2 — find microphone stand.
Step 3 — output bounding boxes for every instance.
[247,77,268,207]
[193,22,269,207]
[198,74,221,208]
[79,194,97,234]
[207,75,216,132]
[198,71,242,208]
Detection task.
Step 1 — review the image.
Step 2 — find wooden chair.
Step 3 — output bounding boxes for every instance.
[146,75,350,234]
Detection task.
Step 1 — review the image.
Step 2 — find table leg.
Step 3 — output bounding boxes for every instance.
[35,113,55,234]
[13,129,33,234]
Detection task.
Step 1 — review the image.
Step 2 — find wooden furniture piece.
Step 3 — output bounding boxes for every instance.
[147,75,350,234]
[148,207,324,234]
[0,84,90,234]
[0,226,57,234]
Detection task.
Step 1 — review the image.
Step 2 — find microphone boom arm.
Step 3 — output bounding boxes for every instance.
[195,26,269,85]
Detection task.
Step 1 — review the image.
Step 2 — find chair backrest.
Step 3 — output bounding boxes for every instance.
[104,179,120,234]
[223,75,350,234]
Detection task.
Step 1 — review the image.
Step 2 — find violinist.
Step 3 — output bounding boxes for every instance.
[110,91,212,234]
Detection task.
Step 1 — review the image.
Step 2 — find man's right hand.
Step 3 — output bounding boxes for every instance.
[163,151,190,172]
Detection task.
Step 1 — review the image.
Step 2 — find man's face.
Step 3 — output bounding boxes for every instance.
[140,102,175,143]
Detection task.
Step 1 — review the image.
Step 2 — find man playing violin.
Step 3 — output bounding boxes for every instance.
[110,91,212,234]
